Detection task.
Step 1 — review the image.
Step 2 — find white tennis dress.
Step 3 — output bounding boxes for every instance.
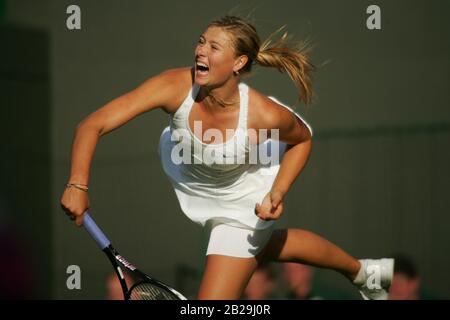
[158,82,312,257]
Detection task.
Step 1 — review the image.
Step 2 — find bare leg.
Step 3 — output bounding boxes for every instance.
[197,228,361,299]
[197,254,258,300]
[259,228,361,281]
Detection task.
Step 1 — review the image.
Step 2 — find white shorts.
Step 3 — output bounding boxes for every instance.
[206,220,274,258]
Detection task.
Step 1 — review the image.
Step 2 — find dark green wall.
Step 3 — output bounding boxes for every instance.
[0,24,52,298]
[4,0,450,299]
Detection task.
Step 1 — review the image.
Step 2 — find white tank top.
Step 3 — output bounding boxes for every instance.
[159,82,313,230]
[168,82,252,187]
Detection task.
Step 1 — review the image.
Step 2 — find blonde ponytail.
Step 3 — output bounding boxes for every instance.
[209,16,315,105]
[256,30,315,105]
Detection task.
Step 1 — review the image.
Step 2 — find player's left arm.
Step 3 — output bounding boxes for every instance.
[255,98,312,220]
[252,94,312,220]
[270,100,312,197]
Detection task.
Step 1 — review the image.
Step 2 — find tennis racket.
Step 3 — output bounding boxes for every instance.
[82,211,187,300]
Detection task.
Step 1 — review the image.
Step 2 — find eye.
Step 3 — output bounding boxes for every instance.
[211,45,219,50]
[198,37,205,45]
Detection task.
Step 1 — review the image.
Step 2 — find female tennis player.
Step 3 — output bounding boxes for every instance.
[60,15,393,300]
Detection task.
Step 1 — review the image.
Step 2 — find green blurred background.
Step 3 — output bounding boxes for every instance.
[1,0,449,299]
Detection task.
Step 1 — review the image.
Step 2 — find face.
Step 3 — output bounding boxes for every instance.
[282,263,312,290]
[388,273,420,300]
[194,26,247,87]
[244,269,274,300]
[105,274,124,300]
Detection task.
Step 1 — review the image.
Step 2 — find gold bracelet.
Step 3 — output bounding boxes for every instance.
[68,182,88,187]
[66,183,89,192]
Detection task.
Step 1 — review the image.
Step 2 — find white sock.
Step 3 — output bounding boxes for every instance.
[352,260,366,285]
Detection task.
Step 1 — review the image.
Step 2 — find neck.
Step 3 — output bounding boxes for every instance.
[199,78,240,109]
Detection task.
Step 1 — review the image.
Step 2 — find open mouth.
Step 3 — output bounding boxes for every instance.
[196,62,210,76]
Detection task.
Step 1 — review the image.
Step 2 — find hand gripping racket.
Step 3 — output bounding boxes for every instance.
[83,211,187,300]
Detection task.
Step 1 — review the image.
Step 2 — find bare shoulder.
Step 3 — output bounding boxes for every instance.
[158,67,192,84]
[248,87,311,144]
[248,87,295,130]
[139,67,193,113]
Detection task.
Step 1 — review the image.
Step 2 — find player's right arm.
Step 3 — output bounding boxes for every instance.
[60,67,191,225]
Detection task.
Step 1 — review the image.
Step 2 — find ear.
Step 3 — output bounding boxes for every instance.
[233,55,249,73]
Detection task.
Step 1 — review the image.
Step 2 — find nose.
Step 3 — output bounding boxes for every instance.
[196,44,207,57]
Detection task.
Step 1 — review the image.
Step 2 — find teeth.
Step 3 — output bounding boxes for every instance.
[197,62,208,68]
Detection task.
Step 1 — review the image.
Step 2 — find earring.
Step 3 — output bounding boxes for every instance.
[233,70,240,76]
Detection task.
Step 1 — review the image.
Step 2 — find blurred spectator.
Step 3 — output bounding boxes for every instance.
[389,254,420,300]
[105,271,133,300]
[243,263,278,300]
[0,230,35,299]
[282,262,322,300]
[0,196,35,299]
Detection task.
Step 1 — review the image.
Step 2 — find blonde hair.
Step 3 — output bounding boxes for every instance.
[208,15,315,105]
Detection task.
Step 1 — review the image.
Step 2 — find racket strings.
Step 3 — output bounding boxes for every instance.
[129,282,179,300]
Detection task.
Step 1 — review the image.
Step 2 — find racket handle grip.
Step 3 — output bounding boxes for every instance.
[83,211,111,250]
